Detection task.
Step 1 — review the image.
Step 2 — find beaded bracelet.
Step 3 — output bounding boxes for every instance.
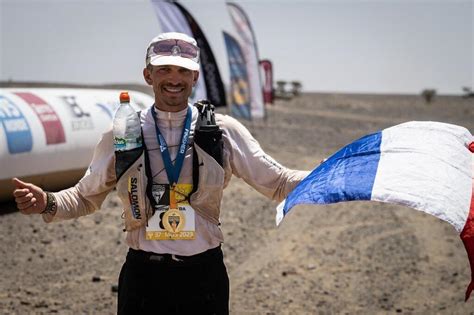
[41,192,57,215]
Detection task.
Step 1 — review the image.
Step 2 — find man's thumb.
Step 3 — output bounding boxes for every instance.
[12,178,29,189]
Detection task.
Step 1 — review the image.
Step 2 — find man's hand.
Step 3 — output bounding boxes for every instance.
[12,178,47,214]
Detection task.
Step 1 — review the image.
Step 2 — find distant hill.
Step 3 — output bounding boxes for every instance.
[0,81,153,96]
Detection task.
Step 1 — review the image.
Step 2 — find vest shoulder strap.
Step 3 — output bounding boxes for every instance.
[191,100,224,195]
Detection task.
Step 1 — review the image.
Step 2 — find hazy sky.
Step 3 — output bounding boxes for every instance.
[1,0,472,94]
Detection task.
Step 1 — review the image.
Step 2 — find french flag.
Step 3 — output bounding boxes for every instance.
[277,121,474,301]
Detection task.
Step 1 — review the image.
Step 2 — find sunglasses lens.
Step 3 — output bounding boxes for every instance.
[178,42,198,59]
[152,40,199,60]
[153,40,175,55]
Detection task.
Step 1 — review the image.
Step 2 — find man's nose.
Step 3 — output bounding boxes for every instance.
[165,71,183,84]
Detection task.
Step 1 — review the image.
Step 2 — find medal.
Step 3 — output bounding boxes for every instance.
[163,208,185,233]
[163,186,184,233]
[146,106,195,240]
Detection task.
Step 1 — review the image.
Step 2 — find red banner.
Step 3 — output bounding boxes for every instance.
[260,59,274,104]
[14,92,66,144]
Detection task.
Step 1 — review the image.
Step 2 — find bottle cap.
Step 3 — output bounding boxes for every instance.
[119,92,130,103]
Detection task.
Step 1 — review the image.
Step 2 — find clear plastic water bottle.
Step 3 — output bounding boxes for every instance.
[113,91,142,151]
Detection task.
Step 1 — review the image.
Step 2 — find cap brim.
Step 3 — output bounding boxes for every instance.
[149,56,199,71]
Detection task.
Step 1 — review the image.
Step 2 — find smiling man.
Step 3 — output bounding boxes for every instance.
[12,32,309,314]
[144,33,200,112]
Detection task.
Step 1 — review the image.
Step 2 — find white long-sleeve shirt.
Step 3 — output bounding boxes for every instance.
[46,105,309,256]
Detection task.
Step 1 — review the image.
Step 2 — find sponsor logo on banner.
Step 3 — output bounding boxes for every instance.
[128,177,141,220]
[223,32,251,120]
[0,96,33,154]
[14,92,66,145]
[61,96,94,131]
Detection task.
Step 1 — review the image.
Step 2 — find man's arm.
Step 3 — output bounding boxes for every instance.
[12,130,117,222]
[219,115,310,202]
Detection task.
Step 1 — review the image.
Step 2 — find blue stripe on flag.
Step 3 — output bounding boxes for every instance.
[282,131,383,216]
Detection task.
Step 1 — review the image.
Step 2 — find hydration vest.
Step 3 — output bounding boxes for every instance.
[114,100,224,220]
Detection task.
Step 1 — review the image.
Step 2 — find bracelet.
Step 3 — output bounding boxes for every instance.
[41,192,57,215]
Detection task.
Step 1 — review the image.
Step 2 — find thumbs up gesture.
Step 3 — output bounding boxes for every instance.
[12,178,47,214]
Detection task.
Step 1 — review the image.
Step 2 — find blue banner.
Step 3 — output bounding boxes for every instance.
[223,32,251,120]
[0,96,33,154]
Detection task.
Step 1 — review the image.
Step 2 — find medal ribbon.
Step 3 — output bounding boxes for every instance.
[151,105,192,187]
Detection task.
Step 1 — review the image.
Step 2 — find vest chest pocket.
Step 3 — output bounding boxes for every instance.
[116,153,149,231]
[190,144,225,224]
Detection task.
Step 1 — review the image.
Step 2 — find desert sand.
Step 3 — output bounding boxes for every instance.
[1,92,473,314]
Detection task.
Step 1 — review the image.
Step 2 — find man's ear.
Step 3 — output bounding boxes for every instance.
[193,71,199,86]
[143,67,153,85]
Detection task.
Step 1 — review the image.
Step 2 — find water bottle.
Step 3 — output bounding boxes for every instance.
[113,91,142,152]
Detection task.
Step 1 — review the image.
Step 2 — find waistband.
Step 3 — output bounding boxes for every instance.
[126,245,222,266]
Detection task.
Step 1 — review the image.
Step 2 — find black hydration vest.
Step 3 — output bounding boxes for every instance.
[114,100,223,213]
[191,100,224,193]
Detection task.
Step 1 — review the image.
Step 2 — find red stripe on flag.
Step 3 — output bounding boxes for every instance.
[14,92,66,145]
[460,157,474,301]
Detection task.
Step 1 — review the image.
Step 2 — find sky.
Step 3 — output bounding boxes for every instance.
[0,0,472,95]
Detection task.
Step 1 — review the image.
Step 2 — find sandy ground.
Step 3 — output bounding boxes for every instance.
[1,92,473,314]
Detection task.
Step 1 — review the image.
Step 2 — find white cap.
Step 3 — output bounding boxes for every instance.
[145,32,200,71]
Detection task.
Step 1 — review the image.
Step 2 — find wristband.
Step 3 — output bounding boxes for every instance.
[41,192,57,215]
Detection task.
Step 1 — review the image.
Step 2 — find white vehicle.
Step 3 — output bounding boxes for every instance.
[0,88,154,202]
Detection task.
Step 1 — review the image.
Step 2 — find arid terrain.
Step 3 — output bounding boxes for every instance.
[1,92,473,314]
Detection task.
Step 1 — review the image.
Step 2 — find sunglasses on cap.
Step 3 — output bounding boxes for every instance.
[150,39,200,62]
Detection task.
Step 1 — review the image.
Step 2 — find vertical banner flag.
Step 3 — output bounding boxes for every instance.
[150,0,226,107]
[227,2,264,119]
[276,121,474,301]
[223,32,251,120]
[14,92,66,145]
[259,59,274,104]
[0,96,33,154]
[173,1,227,107]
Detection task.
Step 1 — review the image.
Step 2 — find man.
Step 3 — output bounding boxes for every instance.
[12,32,309,315]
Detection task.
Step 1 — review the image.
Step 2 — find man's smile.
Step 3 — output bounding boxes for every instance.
[163,85,185,93]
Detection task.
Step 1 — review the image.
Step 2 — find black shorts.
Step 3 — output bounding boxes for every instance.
[117,246,229,315]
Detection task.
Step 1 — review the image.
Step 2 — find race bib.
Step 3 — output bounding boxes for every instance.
[146,183,196,240]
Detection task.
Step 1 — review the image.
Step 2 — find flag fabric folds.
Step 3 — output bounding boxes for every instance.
[276,121,474,300]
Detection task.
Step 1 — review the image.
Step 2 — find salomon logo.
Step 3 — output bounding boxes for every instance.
[128,177,141,219]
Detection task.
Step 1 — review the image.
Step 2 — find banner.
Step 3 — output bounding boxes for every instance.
[259,59,274,104]
[227,2,264,119]
[223,32,251,120]
[174,2,227,107]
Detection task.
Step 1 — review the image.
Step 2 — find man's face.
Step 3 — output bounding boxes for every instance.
[144,65,199,112]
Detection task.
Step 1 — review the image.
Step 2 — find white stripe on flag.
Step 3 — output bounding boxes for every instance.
[372,121,473,231]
